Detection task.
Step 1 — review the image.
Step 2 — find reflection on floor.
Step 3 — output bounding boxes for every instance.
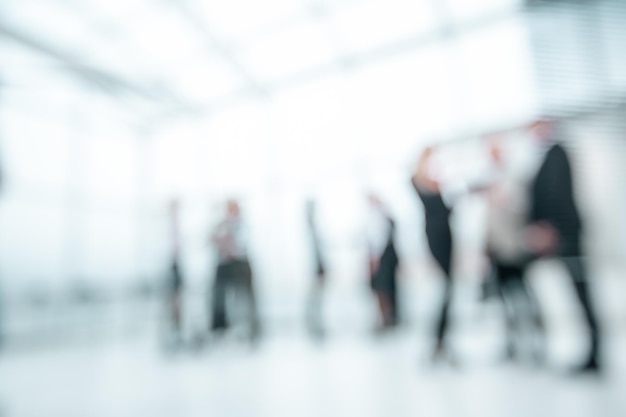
[1,326,625,417]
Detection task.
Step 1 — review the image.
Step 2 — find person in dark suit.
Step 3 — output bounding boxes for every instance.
[305,199,327,338]
[166,199,184,345]
[367,194,400,330]
[411,146,455,362]
[526,118,601,373]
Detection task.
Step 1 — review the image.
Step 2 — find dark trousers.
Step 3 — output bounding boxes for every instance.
[211,259,259,336]
[371,247,399,327]
[167,262,183,333]
[561,256,600,363]
[492,260,544,358]
[306,274,325,336]
[429,234,452,347]
[436,274,453,346]
[371,274,399,328]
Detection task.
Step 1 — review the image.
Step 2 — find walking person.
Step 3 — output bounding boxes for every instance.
[411,146,456,363]
[526,118,602,374]
[163,199,184,348]
[483,136,545,363]
[210,199,260,342]
[305,199,328,339]
[367,194,400,331]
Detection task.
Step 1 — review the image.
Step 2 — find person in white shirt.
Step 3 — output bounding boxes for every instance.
[483,135,545,362]
[209,199,259,341]
[166,199,184,344]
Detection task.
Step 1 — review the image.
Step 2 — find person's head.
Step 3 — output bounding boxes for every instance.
[484,132,506,167]
[419,145,435,166]
[367,193,384,210]
[414,145,433,178]
[527,117,557,144]
[414,145,441,191]
[226,199,240,217]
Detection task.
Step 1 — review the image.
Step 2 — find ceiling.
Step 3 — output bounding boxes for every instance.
[0,0,520,124]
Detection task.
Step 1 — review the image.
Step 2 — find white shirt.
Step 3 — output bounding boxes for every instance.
[213,216,248,262]
[485,166,529,262]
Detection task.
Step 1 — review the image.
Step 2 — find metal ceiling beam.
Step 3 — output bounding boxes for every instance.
[187,4,522,116]
[169,0,268,96]
[0,21,173,101]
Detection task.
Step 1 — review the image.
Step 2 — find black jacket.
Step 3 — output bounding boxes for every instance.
[529,143,582,256]
[371,217,399,292]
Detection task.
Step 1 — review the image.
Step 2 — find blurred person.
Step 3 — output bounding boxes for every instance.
[210,199,260,342]
[165,199,184,346]
[526,118,601,374]
[305,199,327,339]
[482,135,545,363]
[0,151,3,349]
[367,194,401,329]
[367,194,400,330]
[411,146,456,363]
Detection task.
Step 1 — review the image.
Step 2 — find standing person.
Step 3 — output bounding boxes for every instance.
[0,137,3,349]
[367,194,400,330]
[165,199,184,346]
[483,136,545,363]
[305,199,327,339]
[411,146,455,362]
[210,199,260,341]
[526,118,601,374]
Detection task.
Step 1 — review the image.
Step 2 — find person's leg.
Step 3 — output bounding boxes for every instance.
[170,263,183,331]
[171,291,182,331]
[0,294,3,349]
[513,263,547,363]
[389,273,399,326]
[433,245,453,353]
[562,256,600,368]
[375,291,394,328]
[434,274,452,345]
[211,264,230,331]
[374,261,398,329]
[432,275,453,363]
[306,275,325,336]
[481,262,500,303]
[497,263,519,360]
[239,260,260,339]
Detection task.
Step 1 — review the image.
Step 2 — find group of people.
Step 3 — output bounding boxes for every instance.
[406,118,600,374]
[163,117,602,375]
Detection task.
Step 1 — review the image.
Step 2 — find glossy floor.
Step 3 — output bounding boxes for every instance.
[0,326,624,417]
